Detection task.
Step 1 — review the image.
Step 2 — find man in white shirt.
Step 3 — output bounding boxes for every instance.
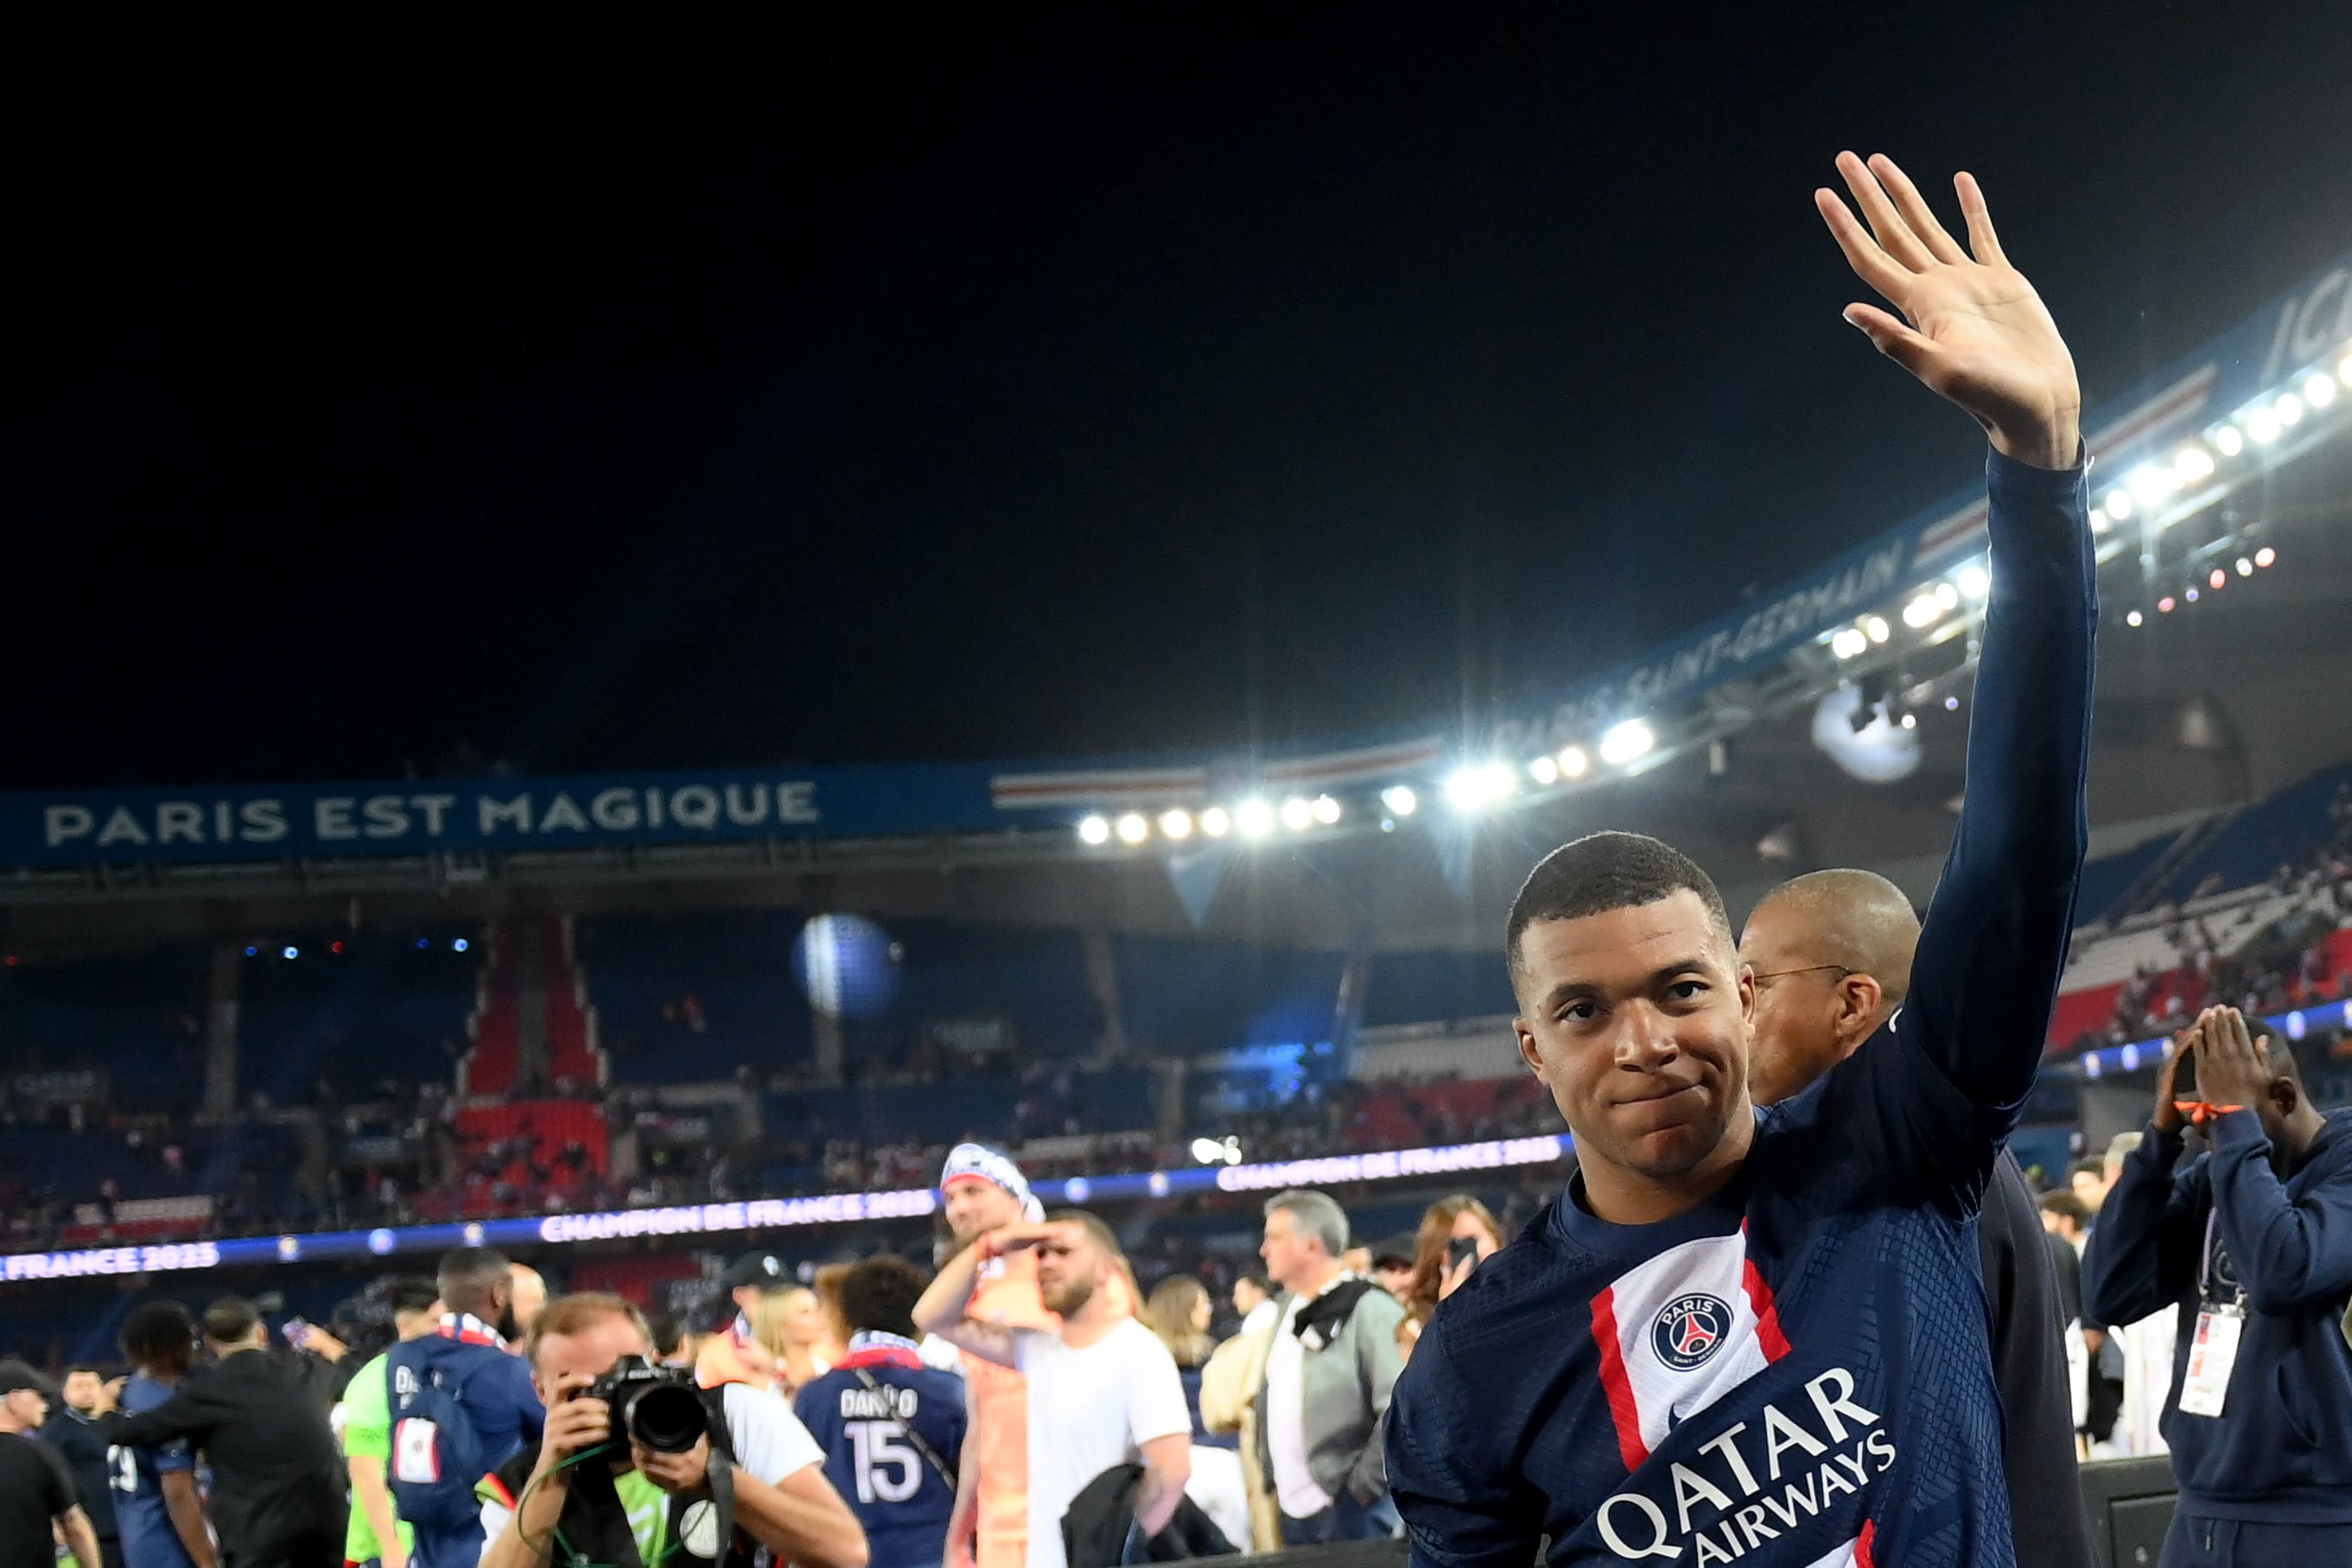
[1253,1189,1404,1546]
[914,1211,1192,1568]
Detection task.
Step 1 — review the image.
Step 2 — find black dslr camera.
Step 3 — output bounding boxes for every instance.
[583,1355,707,1455]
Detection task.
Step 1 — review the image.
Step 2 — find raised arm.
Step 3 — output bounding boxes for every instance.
[1820,152,2094,1112]
[2193,1008,2352,1312]
[911,1227,1055,1368]
[2083,1039,2206,1325]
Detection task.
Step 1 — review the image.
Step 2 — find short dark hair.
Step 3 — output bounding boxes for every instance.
[122,1302,197,1373]
[2067,1158,2105,1183]
[436,1247,512,1314]
[385,1277,442,1317]
[837,1257,929,1339]
[1046,1209,1125,1262]
[1505,831,1732,976]
[65,1363,103,1378]
[2038,1191,2093,1228]
[202,1297,261,1345]
[1235,1273,1270,1297]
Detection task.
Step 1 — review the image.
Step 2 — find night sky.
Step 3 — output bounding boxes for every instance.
[11,8,2350,790]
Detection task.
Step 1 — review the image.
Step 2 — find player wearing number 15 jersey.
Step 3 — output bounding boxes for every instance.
[798,1260,969,1568]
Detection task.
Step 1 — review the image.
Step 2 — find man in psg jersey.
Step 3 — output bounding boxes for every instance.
[1388,152,2095,1568]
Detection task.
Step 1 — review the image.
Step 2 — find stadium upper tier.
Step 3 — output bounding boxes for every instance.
[0,256,2344,898]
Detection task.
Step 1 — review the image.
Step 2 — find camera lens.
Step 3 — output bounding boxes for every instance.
[623,1381,707,1455]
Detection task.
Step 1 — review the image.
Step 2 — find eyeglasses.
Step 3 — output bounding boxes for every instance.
[1750,963,1854,987]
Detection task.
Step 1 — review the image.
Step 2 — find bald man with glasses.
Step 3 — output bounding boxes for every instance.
[1742,868,2092,1568]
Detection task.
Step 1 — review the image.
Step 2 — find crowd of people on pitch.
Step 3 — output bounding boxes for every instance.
[0,1135,1531,1568]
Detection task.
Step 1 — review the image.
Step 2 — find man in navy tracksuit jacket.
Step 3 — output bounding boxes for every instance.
[395,1248,545,1568]
[2084,1006,2352,1567]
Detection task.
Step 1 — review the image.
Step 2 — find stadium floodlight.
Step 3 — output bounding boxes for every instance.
[2255,546,2276,568]
[1901,593,1942,629]
[1443,764,1501,812]
[283,945,299,960]
[1955,562,1991,601]
[2235,556,2254,577]
[1310,794,1342,825]
[1557,746,1590,779]
[1159,808,1193,841]
[1933,581,1960,612]
[1830,627,1868,659]
[2209,568,2227,591]
[1599,719,1655,767]
[1199,805,1231,838]
[1235,798,1275,838]
[2172,445,2215,483]
[2274,392,2304,427]
[1078,815,1112,845]
[2304,371,2337,409]
[1864,615,1891,644]
[2185,587,2200,602]
[2126,609,2144,627]
[2158,595,2177,613]
[454,938,469,954]
[2212,424,2245,457]
[2126,463,2175,506]
[2101,489,2133,523]
[2246,407,2281,444]
[1189,1136,1224,1165]
[1116,812,1150,845]
[1279,796,1314,832]
[1379,784,1418,817]
[1528,754,1559,785]
[1944,695,1961,710]
[1898,712,1917,730]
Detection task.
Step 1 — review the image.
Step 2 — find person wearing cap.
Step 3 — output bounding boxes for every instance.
[698,1249,793,1392]
[0,1359,106,1568]
[933,1144,1058,1568]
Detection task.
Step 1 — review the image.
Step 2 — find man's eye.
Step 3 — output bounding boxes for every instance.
[1557,1001,1597,1024]
[1668,981,1707,1002]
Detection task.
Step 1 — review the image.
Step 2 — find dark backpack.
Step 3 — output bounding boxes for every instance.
[386,1335,497,1528]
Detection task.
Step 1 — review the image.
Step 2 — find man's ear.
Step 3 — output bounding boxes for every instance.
[1836,973,1886,1035]
[1515,1019,1543,1076]
[2270,1070,2301,1119]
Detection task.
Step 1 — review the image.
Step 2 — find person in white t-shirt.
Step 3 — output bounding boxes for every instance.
[914,1211,1192,1568]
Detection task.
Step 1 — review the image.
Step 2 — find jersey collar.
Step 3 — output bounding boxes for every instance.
[435,1311,506,1349]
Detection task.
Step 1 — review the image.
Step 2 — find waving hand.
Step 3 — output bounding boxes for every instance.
[1818,152,2081,469]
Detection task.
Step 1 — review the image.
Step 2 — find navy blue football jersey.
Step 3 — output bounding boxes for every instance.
[113,1373,202,1568]
[1389,453,2095,1568]
[797,1337,967,1568]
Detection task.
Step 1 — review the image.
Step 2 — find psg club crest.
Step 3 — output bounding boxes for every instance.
[1650,1292,1733,1371]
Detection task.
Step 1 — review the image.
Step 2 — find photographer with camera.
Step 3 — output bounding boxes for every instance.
[479,1292,867,1568]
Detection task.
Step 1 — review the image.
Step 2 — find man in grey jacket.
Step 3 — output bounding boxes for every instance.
[1252,1189,1406,1546]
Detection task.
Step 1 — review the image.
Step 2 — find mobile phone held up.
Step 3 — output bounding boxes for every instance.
[1446,1236,1480,1273]
[280,1317,311,1350]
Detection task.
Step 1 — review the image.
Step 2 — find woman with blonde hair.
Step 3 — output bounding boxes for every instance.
[752,1284,835,1398]
[1143,1274,1249,1550]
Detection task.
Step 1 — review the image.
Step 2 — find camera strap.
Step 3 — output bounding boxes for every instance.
[850,1366,958,1489]
[667,1449,739,1567]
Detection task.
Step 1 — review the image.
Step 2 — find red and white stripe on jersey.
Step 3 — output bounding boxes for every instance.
[1588,1227,1791,1471]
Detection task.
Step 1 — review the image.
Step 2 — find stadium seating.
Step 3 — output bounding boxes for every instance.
[2150,763,2352,905]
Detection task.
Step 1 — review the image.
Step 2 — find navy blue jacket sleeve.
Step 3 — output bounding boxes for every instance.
[1902,450,2095,1114]
[2082,1124,2206,1327]
[2203,1110,2352,1314]
[1386,1331,1542,1568]
[499,1353,545,1444]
